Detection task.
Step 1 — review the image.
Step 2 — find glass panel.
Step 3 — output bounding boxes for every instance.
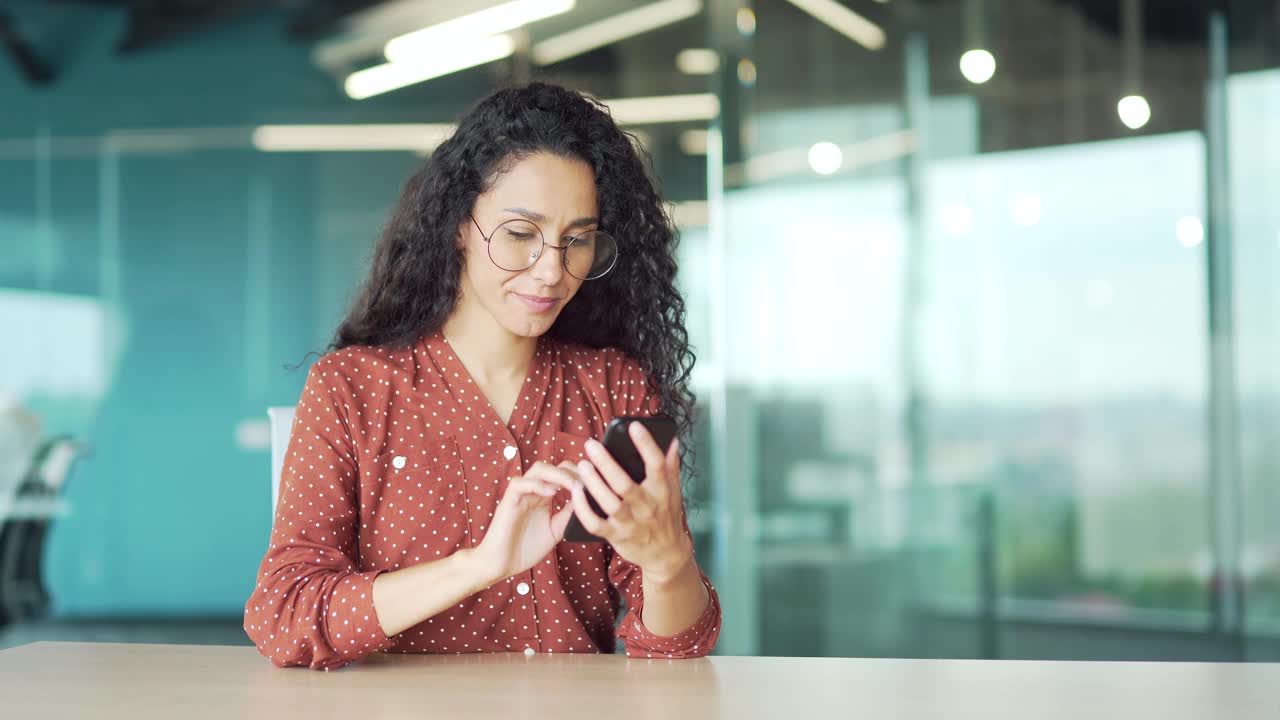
[1229,54,1280,659]
[695,0,1266,660]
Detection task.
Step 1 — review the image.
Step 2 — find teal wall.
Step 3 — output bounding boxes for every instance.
[2,8,424,613]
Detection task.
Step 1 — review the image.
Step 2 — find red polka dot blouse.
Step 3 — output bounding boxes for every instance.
[243,330,722,669]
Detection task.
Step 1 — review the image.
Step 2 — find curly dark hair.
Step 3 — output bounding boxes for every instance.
[329,82,697,480]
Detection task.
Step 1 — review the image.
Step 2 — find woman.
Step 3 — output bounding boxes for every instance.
[244,82,721,670]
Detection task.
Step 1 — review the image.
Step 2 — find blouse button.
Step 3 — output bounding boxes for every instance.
[516,582,531,596]
[392,456,406,469]
[523,647,535,657]
[503,445,518,460]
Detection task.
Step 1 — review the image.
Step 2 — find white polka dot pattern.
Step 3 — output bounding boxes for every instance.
[243,330,722,670]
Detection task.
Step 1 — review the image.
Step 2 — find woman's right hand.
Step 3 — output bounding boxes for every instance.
[470,462,579,586]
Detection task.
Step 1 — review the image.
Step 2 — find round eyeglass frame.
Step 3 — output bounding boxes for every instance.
[470,215,619,280]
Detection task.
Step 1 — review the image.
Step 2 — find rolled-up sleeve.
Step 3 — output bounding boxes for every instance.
[243,358,391,670]
[611,548,723,658]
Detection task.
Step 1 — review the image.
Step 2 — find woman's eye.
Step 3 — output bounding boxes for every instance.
[506,232,536,241]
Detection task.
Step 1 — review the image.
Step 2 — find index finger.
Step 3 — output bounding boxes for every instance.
[525,461,580,493]
[584,438,637,498]
[628,422,669,495]
[663,436,682,499]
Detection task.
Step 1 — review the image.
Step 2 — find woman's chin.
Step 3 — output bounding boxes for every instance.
[498,295,563,336]
[501,311,558,339]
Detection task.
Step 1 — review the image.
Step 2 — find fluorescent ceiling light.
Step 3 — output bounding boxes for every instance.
[672,200,709,227]
[626,129,653,150]
[347,0,503,40]
[679,129,709,155]
[346,34,516,99]
[732,130,914,184]
[252,124,457,152]
[385,0,574,63]
[602,93,719,124]
[783,0,886,50]
[254,93,718,153]
[676,48,719,75]
[313,0,475,70]
[532,0,701,65]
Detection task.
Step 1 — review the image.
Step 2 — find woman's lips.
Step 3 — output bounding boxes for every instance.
[514,292,559,313]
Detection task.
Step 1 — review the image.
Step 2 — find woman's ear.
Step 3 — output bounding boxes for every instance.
[456,221,471,252]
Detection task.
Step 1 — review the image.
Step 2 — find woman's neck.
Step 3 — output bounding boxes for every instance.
[441,302,537,387]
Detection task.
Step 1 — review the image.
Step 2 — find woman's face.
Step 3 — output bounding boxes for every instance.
[459,152,599,339]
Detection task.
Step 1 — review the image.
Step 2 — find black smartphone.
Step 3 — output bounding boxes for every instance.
[562,415,678,543]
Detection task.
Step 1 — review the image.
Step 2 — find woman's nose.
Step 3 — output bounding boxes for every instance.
[528,243,566,283]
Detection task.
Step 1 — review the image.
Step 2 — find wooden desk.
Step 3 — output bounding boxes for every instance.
[1,641,1278,719]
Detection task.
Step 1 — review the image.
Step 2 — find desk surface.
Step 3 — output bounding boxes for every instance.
[1,641,1278,719]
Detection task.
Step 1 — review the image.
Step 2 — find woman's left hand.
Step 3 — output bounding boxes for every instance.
[565,424,695,583]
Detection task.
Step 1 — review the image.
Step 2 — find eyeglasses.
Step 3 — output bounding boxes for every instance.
[470,215,618,281]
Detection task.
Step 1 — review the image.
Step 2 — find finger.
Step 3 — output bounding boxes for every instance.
[551,502,574,540]
[568,482,612,538]
[641,441,673,504]
[576,460,622,515]
[505,477,558,501]
[523,462,580,495]
[628,424,671,505]
[555,461,582,494]
[628,423,671,503]
[664,436,682,500]
[584,437,639,498]
[628,422,669,485]
[506,478,556,498]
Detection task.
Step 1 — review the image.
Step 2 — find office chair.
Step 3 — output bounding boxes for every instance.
[266,406,296,514]
[0,436,83,626]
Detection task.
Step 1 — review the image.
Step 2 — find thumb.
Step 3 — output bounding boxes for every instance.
[551,502,574,541]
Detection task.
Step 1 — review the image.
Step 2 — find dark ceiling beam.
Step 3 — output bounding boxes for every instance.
[115,0,267,54]
[1051,0,1216,43]
[0,8,56,85]
[285,0,388,41]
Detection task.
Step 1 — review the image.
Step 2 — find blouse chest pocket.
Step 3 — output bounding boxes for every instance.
[363,434,474,562]
[551,431,592,466]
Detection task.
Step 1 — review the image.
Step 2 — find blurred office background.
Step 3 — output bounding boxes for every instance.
[1,0,1278,662]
